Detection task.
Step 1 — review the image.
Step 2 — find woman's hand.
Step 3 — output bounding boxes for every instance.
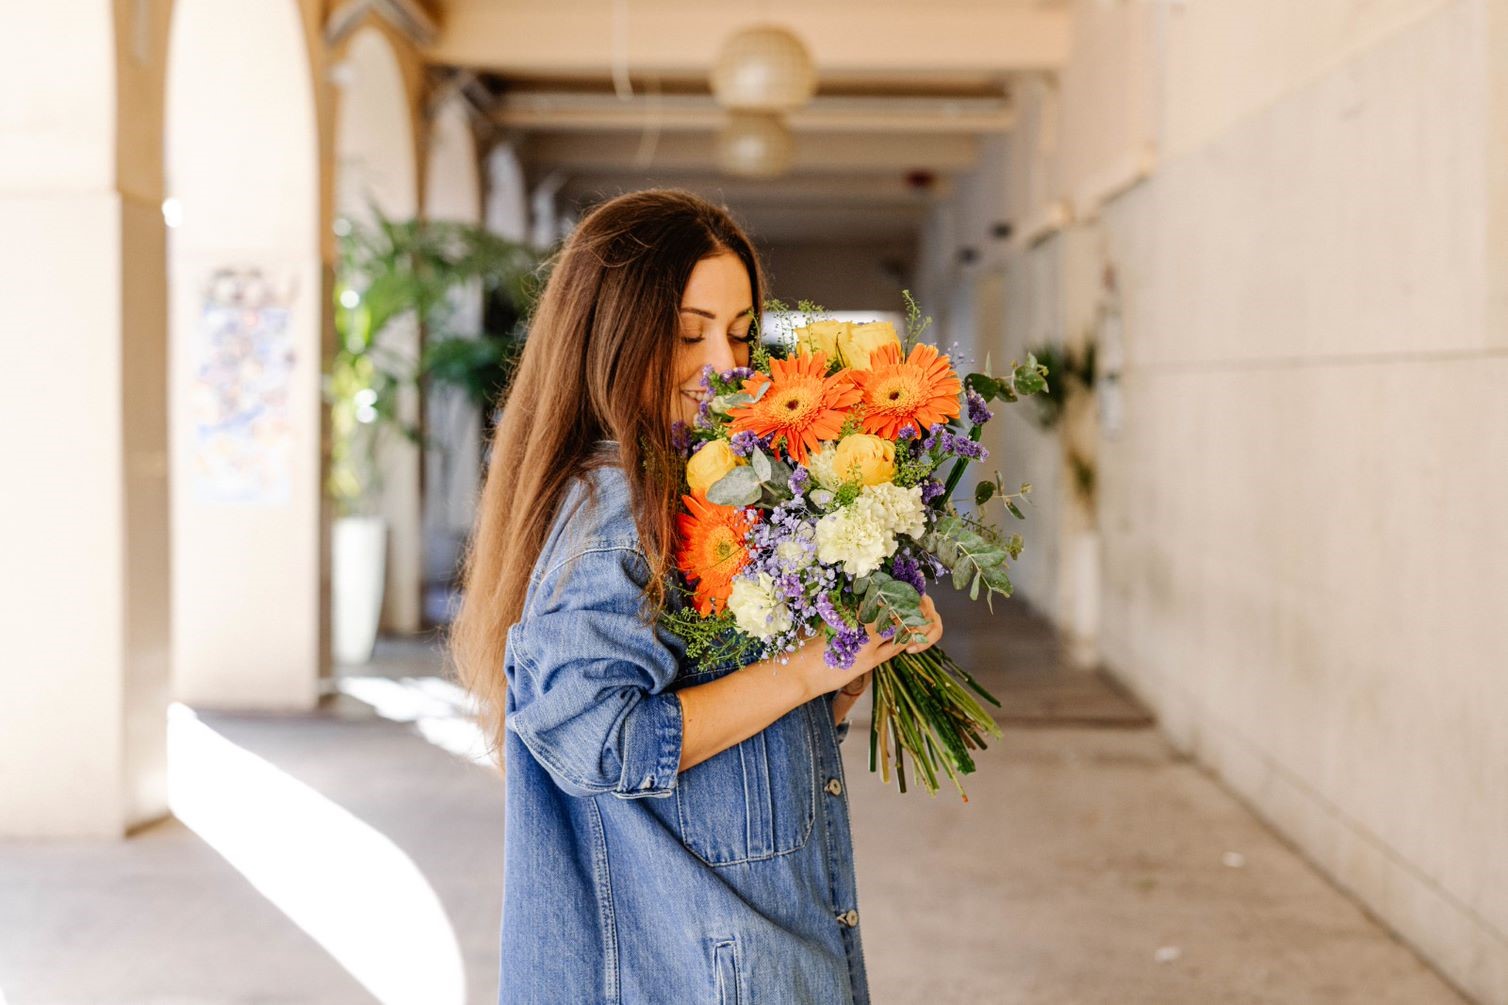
[796,592,945,701]
[678,594,944,772]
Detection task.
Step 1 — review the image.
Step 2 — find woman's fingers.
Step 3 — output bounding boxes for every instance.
[904,593,944,653]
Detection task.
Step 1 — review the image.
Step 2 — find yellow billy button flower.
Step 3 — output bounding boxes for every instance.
[837,321,902,371]
[792,320,848,361]
[686,439,746,496]
[832,433,896,487]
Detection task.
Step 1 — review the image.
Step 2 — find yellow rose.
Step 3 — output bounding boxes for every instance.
[836,320,902,371]
[792,320,849,362]
[686,439,746,495]
[833,434,896,487]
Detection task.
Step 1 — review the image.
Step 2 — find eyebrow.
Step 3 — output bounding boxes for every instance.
[680,306,755,320]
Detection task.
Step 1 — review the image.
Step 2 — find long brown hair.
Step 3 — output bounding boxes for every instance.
[448,188,767,768]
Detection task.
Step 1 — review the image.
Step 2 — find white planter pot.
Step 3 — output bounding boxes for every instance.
[1066,527,1101,669]
[333,514,387,666]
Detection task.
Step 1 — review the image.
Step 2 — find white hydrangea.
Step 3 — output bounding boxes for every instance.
[727,571,793,640]
[813,482,928,577]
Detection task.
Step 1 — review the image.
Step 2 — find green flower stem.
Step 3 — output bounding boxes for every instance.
[938,423,986,504]
[864,643,1006,799]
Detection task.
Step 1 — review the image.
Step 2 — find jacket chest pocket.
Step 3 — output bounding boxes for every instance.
[674,695,818,867]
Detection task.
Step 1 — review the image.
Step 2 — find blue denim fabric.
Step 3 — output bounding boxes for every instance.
[499,445,869,1004]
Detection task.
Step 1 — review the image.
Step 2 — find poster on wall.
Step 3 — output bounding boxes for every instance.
[188,267,297,505]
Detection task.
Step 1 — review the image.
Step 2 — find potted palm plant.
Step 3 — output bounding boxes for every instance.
[328,206,542,664]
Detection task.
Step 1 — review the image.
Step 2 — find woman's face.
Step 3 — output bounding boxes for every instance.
[673,251,756,426]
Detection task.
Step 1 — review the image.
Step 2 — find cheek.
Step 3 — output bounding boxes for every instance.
[675,344,711,385]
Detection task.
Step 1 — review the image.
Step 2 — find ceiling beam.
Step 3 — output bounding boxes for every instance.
[522,130,979,175]
[492,92,1016,134]
[428,1,1070,78]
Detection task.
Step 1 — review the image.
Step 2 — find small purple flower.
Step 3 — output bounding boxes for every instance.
[921,422,947,451]
[787,464,810,495]
[966,388,993,426]
[920,478,946,503]
[814,592,847,630]
[670,420,693,455]
[890,553,926,594]
[824,625,867,670]
[897,424,917,440]
[729,430,760,457]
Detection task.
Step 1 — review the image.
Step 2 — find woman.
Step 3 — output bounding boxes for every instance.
[450,188,943,1005]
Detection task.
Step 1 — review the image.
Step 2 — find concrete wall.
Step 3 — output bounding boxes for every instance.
[918,2,1508,1000]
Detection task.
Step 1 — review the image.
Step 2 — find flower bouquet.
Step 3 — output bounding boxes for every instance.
[664,293,1048,798]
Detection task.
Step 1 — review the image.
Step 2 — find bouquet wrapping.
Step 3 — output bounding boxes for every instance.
[665,294,1048,798]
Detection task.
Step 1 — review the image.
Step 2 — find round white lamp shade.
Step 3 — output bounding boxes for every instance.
[711,24,818,112]
[717,111,794,178]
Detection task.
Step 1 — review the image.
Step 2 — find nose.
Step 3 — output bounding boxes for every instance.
[704,329,740,372]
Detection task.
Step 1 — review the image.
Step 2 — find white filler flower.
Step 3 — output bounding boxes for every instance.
[728,571,794,640]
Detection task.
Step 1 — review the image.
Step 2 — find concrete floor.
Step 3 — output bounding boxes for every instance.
[0,594,1469,1004]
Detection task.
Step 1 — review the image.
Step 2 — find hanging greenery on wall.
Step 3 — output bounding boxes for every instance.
[1023,337,1097,505]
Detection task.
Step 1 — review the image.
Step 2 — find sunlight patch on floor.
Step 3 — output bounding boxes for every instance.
[337,675,495,768]
[167,703,467,1005]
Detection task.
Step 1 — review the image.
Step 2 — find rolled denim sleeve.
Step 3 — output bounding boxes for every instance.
[507,545,684,800]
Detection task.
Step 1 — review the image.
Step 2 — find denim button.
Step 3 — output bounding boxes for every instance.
[836,909,859,927]
[825,777,843,796]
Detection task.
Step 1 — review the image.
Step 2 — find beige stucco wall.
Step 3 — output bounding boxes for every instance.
[920,1,1508,999]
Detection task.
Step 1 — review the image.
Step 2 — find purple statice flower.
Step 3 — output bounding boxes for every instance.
[920,478,946,503]
[814,591,846,630]
[729,430,760,457]
[720,365,754,384]
[825,625,867,670]
[965,387,993,426]
[897,423,917,440]
[949,436,988,461]
[921,422,947,451]
[670,420,693,455]
[890,552,927,594]
[787,464,809,495]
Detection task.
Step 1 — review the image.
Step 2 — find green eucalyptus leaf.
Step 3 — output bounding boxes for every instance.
[1006,499,1025,520]
[974,480,996,506]
[707,465,763,507]
[751,448,772,482]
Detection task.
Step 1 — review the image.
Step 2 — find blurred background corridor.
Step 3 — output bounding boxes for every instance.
[1,1,1504,1002]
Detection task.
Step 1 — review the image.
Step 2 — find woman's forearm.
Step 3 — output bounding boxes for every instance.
[674,649,819,772]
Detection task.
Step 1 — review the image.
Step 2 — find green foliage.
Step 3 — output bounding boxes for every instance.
[925,514,1016,611]
[660,594,762,673]
[1022,339,1095,430]
[891,441,939,488]
[856,571,931,646]
[706,446,793,510]
[899,288,933,353]
[327,204,546,516]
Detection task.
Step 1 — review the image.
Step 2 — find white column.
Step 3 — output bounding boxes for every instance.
[0,1,172,836]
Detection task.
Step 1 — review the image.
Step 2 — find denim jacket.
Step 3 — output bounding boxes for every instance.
[498,444,869,1004]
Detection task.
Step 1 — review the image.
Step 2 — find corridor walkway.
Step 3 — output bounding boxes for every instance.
[0,595,1466,1004]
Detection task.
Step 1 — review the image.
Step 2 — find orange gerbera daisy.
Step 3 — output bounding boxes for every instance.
[854,342,963,439]
[727,350,862,464]
[675,492,760,616]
